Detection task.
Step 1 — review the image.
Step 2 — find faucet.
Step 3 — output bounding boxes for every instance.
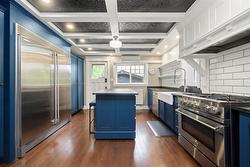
[174,68,187,92]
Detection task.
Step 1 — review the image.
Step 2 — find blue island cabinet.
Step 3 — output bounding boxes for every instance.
[95,89,137,139]
[240,112,250,167]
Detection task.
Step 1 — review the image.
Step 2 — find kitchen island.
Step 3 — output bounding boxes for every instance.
[93,89,138,139]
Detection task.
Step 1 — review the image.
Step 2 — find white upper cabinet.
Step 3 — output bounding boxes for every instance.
[180,0,250,57]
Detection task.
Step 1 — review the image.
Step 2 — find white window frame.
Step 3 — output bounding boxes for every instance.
[113,63,148,86]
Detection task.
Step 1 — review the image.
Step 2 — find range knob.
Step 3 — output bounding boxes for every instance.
[211,106,221,115]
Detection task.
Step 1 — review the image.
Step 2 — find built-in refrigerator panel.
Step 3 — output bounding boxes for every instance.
[20,41,55,147]
[57,53,71,124]
[16,25,71,157]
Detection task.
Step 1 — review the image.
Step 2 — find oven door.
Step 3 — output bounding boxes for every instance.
[177,108,225,167]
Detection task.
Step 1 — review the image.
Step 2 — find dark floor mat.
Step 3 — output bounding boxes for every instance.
[147,121,176,137]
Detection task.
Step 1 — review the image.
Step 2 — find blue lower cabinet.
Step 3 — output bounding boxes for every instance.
[159,100,165,121]
[165,103,174,129]
[71,55,78,113]
[147,88,153,111]
[158,98,178,134]
[173,96,179,134]
[0,86,3,160]
[240,112,250,167]
[0,10,4,83]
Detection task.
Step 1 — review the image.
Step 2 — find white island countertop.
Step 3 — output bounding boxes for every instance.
[93,89,138,95]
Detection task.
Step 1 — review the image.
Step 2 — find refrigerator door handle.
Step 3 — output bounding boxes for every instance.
[57,54,60,122]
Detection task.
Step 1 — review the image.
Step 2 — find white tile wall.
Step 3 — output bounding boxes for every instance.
[209,44,250,96]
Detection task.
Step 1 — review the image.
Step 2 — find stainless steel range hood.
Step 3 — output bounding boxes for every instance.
[195,30,250,54]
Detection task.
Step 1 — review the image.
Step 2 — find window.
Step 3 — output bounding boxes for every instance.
[92,64,105,79]
[115,64,147,84]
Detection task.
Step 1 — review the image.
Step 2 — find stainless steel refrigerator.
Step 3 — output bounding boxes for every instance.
[16,25,71,157]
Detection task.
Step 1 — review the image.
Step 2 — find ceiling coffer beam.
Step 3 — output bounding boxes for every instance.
[40,12,185,23]
[40,13,110,22]
[76,44,157,48]
[118,12,185,22]
[64,33,166,39]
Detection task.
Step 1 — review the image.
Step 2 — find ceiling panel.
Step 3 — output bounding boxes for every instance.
[87,48,114,51]
[53,22,111,33]
[121,39,161,44]
[119,22,175,33]
[27,0,107,12]
[72,39,110,44]
[120,48,153,51]
[118,0,196,12]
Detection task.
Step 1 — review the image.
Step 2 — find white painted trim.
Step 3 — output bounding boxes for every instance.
[76,44,157,49]
[136,106,149,110]
[105,0,119,36]
[118,12,185,22]
[63,33,166,39]
[40,13,109,22]
[40,12,185,23]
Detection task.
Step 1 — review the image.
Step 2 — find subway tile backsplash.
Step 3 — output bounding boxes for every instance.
[209,44,250,96]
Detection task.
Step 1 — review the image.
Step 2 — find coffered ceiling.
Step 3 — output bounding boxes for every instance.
[17,0,196,57]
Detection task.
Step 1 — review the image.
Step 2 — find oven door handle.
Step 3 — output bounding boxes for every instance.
[176,108,225,133]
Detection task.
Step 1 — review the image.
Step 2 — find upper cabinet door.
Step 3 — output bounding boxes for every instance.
[0,11,4,83]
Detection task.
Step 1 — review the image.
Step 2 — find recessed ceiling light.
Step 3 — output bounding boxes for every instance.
[156,52,161,55]
[79,39,85,43]
[42,0,50,3]
[176,35,180,39]
[164,45,168,49]
[66,23,75,30]
[88,48,92,51]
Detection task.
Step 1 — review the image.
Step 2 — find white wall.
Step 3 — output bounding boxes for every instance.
[209,43,250,96]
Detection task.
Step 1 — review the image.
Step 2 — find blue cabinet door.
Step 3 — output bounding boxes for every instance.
[0,86,3,159]
[0,11,3,83]
[77,58,84,110]
[159,100,165,122]
[173,96,178,133]
[147,89,153,111]
[71,55,78,113]
[165,103,174,129]
[96,95,116,130]
[240,112,250,167]
[0,10,4,160]
[116,95,136,130]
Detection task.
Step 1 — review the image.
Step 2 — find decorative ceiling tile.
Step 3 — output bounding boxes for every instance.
[53,22,111,33]
[27,0,107,12]
[121,39,161,44]
[120,48,153,51]
[72,39,110,44]
[118,0,196,12]
[119,22,175,33]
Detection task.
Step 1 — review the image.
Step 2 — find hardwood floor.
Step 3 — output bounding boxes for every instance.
[0,110,199,167]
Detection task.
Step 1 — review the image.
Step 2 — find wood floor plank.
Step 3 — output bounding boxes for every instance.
[0,110,199,167]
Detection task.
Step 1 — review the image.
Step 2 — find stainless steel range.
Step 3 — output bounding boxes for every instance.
[176,93,250,167]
